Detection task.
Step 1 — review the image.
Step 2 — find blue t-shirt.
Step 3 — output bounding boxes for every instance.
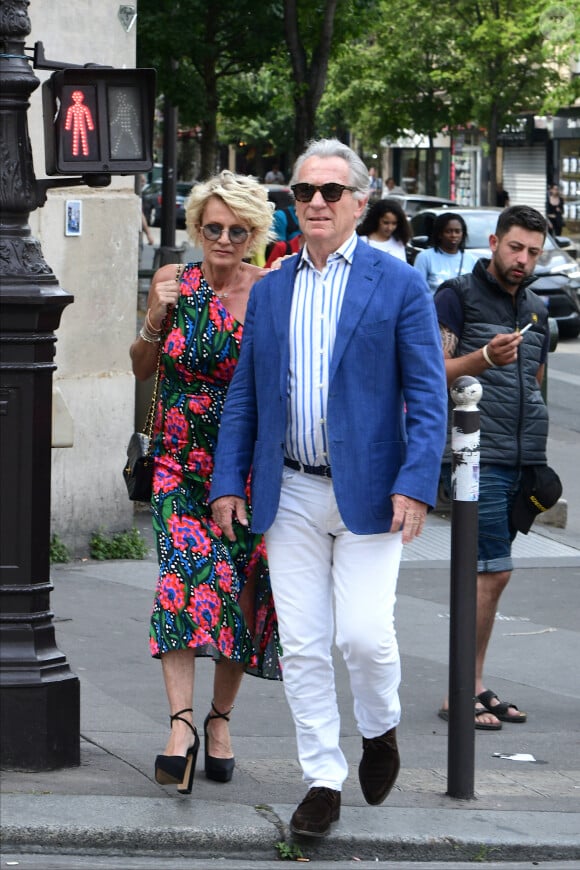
[413,247,478,294]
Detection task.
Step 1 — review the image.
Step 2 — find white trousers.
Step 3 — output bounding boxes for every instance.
[264,467,403,791]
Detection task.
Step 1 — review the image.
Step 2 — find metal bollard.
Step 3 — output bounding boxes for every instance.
[447,376,481,800]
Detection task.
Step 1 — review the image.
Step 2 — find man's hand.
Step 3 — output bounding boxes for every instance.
[485,330,523,367]
[390,494,427,544]
[210,496,248,542]
[442,326,525,386]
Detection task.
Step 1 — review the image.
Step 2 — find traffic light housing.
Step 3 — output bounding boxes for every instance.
[42,68,156,176]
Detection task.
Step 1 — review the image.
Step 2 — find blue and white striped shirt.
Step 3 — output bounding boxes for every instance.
[285,232,358,467]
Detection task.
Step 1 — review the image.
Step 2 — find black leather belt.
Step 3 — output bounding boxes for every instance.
[284,457,332,478]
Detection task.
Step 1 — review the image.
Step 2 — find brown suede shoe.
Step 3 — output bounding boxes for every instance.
[358,726,400,805]
[290,787,341,837]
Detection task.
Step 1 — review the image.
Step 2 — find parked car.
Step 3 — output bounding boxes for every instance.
[552,235,578,259]
[408,207,580,338]
[261,183,294,209]
[141,180,196,229]
[380,192,456,217]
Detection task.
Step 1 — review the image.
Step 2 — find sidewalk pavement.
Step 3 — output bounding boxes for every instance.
[1,510,579,865]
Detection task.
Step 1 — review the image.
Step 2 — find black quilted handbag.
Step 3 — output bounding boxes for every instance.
[123,432,155,502]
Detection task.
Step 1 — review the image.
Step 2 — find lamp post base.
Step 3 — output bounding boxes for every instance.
[1,676,80,770]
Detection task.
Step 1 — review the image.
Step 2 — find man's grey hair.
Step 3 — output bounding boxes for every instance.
[290,138,369,200]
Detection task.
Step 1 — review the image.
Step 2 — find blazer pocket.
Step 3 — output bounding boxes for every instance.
[359,318,392,336]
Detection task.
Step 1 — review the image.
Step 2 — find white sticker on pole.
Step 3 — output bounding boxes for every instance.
[451,427,480,502]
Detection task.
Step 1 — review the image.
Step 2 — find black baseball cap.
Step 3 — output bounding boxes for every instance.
[511,466,563,535]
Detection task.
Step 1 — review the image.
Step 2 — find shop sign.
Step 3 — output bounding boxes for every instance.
[552,116,580,139]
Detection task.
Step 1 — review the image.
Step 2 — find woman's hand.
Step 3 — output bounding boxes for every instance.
[147,265,182,331]
[268,252,298,271]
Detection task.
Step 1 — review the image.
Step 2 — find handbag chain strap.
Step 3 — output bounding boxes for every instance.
[143,344,162,450]
[142,287,177,451]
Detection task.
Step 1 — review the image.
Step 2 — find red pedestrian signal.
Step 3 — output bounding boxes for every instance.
[42,68,156,175]
[64,88,96,158]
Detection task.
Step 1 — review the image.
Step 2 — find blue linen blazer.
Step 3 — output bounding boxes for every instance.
[210,239,448,535]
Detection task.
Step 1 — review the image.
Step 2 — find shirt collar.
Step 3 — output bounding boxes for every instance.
[297,231,358,271]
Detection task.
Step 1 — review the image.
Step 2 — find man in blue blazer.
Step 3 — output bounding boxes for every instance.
[211,139,447,837]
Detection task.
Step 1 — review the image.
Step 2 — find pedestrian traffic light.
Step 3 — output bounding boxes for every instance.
[42,68,156,176]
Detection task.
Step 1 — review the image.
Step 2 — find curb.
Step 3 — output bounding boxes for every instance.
[1,796,579,863]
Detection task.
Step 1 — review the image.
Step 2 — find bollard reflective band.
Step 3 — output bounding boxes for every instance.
[450,377,481,502]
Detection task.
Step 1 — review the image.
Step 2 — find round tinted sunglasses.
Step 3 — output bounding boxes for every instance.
[291,182,357,203]
[201,223,250,244]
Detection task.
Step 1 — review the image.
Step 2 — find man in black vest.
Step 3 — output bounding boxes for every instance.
[434,206,552,730]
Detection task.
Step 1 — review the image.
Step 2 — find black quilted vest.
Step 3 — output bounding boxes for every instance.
[439,259,549,466]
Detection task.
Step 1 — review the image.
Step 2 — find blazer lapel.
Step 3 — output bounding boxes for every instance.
[269,257,298,397]
[330,241,380,380]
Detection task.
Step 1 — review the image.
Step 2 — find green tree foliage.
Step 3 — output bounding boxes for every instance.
[218,52,296,175]
[537,0,580,113]
[321,0,579,197]
[320,0,462,191]
[446,0,580,200]
[137,0,285,177]
[321,0,456,142]
[218,1,370,168]
[138,0,579,189]
[283,0,376,158]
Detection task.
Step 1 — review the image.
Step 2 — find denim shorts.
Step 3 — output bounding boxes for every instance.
[441,463,521,574]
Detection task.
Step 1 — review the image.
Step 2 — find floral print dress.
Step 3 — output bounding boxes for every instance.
[149,263,281,680]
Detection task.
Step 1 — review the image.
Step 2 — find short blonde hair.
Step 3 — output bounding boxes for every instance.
[185,170,275,256]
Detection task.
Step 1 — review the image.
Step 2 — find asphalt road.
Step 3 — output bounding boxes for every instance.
[2,855,579,870]
[543,335,580,544]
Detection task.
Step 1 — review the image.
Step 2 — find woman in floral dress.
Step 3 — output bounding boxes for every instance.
[130,171,280,794]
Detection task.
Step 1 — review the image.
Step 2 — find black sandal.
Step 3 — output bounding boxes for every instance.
[477,690,527,723]
[204,701,235,782]
[155,707,200,794]
[438,703,502,730]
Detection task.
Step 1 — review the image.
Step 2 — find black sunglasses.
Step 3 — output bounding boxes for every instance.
[291,182,358,203]
[201,223,250,244]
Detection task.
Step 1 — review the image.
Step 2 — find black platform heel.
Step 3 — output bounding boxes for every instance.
[155,707,200,794]
[203,701,235,783]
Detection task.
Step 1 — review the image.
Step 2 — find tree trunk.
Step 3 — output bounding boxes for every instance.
[200,63,219,179]
[426,133,436,195]
[293,94,317,159]
[487,104,499,208]
[284,0,338,158]
[200,117,217,179]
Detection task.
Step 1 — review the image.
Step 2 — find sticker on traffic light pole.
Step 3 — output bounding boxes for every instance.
[62,85,99,162]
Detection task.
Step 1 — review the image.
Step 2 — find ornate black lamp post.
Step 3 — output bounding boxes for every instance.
[0,0,79,768]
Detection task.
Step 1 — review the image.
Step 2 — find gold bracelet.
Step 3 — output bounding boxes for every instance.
[482,344,495,367]
[139,326,160,344]
[145,308,161,334]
